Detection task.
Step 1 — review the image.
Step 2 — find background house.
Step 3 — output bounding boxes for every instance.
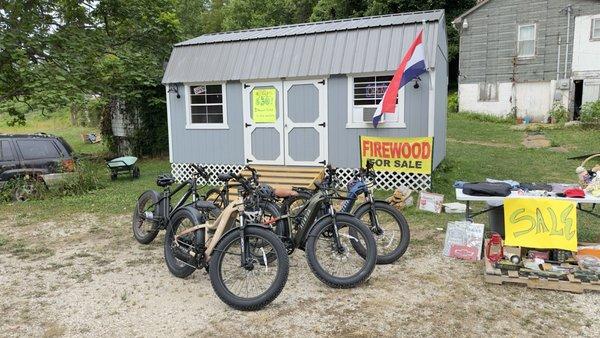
[162,10,448,190]
[453,0,600,120]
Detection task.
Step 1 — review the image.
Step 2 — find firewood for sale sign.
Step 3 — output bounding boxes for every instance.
[359,136,433,174]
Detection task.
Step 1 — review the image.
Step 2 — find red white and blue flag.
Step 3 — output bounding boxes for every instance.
[373,30,427,127]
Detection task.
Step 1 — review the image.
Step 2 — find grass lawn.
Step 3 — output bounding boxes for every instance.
[1,112,599,242]
[0,112,107,156]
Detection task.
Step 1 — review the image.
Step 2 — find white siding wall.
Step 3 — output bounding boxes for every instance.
[572,14,600,77]
[573,13,600,105]
[515,82,553,119]
[458,82,513,117]
[459,81,555,120]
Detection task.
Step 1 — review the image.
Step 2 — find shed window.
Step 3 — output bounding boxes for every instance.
[0,141,14,161]
[592,18,600,40]
[347,75,406,128]
[186,84,228,129]
[478,83,499,102]
[518,24,536,57]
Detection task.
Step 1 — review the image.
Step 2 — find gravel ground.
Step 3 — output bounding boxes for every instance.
[0,213,598,337]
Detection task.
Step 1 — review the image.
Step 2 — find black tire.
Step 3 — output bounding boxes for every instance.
[132,190,160,244]
[204,188,225,209]
[164,208,199,278]
[110,172,118,181]
[209,227,289,311]
[305,214,377,288]
[11,178,44,201]
[351,201,410,265]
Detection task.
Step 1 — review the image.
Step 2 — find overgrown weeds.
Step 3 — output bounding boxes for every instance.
[0,160,105,203]
[580,100,600,128]
[453,111,515,124]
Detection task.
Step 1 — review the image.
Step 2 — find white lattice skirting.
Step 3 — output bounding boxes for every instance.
[171,163,431,191]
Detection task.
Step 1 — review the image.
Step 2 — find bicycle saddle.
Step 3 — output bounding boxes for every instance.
[194,200,219,211]
[274,188,298,198]
[156,175,175,187]
[217,173,234,182]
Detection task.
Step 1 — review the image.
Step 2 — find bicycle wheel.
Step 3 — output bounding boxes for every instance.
[132,190,160,244]
[164,209,200,278]
[352,201,410,265]
[204,188,225,209]
[305,214,376,288]
[209,227,289,311]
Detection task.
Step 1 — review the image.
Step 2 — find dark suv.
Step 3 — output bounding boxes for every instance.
[0,133,75,189]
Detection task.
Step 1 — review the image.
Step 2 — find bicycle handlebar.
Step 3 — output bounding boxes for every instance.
[190,163,210,181]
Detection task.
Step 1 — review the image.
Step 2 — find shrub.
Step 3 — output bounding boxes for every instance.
[580,100,600,127]
[0,160,105,202]
[548,103,569,124]
[448,91,458,114]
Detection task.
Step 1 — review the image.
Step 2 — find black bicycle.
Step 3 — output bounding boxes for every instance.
[282,161,410,264]
[274,165,377,288]
[132,164,217,244]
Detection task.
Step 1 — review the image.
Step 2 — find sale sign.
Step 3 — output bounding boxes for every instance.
[359,136,433,174]
[252,88,277,123]
[504,198,578,251]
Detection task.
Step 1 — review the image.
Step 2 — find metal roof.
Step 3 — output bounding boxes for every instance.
[163,10,445,84]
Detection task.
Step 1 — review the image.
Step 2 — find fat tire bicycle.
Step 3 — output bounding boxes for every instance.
[132,164,217,244]
[163,167,289,311]
[273,165,377,288]
[281,161,410,265]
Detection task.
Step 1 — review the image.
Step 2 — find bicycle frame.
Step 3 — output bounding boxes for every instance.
[142,178,202,229]
[280,188,346,250]
[173,169,264,266]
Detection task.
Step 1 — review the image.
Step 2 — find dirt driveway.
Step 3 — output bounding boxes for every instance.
[0,213,598,337]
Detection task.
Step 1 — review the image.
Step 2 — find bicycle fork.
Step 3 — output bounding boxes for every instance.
[364,194,383,236]
[329,206,346,253]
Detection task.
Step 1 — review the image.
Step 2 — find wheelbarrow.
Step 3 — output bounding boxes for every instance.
[107,156,140,180]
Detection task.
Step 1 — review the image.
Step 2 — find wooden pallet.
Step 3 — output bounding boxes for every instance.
[228,165,324,200]
[484,259,600,294]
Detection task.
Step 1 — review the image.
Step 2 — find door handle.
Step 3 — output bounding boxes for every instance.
[318,122,326,127]
[245,123,252,128]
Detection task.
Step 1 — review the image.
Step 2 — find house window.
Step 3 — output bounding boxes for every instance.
[478,83,499,102]
[347,75,406,128]
[518,24,536,57]
[592,18,600,40]
[186,84,228,129]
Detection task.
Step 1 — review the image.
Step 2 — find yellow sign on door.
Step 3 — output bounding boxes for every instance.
[252,88,277,123]
[504,198,577,251]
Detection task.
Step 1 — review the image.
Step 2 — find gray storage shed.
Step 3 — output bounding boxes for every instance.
[162,10,448,190]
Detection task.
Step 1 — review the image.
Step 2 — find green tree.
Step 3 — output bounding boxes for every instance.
[218,0,318,31]
[310,0,369,21]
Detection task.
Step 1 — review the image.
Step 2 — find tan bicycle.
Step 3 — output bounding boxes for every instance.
[163,169,289,311]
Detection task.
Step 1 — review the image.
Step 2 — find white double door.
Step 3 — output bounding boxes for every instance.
[242,79,327,166]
